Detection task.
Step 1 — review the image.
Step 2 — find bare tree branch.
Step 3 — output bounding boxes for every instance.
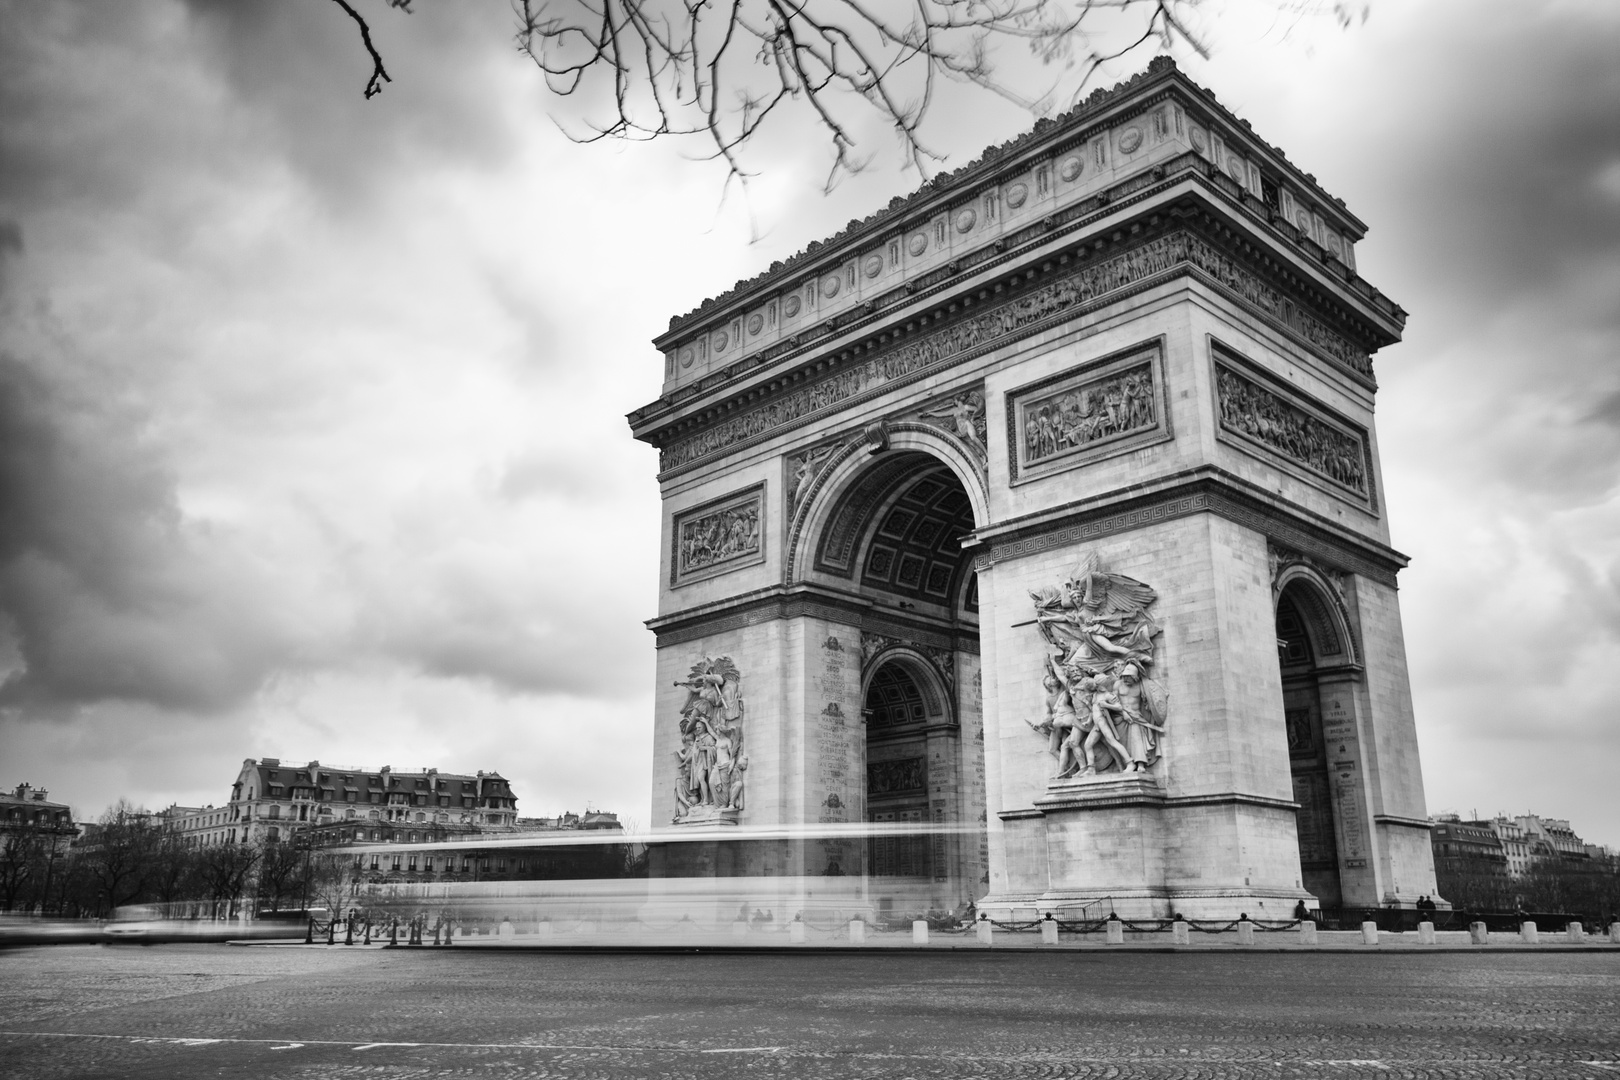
[330,0,1229,187]
[329,0,415,99]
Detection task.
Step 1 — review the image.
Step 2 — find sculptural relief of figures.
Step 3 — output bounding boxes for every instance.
[788,445,835,511]
[1026,553,1170,779]
[918,390,988,455]
[1216,367,1367,494]
[1023,364,1155,464]
[679,502,761,574]
[672,656,747,823]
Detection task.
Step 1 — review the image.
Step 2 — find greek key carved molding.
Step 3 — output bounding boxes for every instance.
[971,472,1402,588]
[656,227,1374,474]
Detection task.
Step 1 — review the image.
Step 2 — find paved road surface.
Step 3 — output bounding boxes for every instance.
[2,944,1617,1078]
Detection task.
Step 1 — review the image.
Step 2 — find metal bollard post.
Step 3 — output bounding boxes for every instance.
[849,919,866,945]
[1520,920,1538,944]
[364,919,372,945]
[389,918,398,945]
[344,919,355,946]
[1418,921,1436,945]
[911,920,928,945]
[1469,921,1488,944]
[305,918,314,945]
[1359,921,1378,945]
[1172,919,1190,945]
[326,919,335,945]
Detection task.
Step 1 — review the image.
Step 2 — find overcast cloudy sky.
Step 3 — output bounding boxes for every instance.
[1,0,1616,845]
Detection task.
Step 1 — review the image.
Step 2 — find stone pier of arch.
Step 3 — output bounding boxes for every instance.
[628,58,1440,921]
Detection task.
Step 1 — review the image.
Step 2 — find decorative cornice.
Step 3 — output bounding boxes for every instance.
[658,56,1385,342]
[648,584,979,651]
[647,211,1388,477]
[633,150,1406,446]
[969,466,1406,587]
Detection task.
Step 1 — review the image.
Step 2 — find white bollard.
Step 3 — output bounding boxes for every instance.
[1172,920,1190,945]
[1418,921,1436,945]
[1565,921,1583,943]
[911,920,929,945]
[578,921,597,936]
[975,919,993,945]
[1040,919,1059,945]
[499,920,514,940]
[732,921,749,939]
[1360,921,1379,945]
[848,919,866,945]
[1469,921,1488,944]
[1520,921,1538,944]
[1105,920,1125,945]
[789,921,806,944]
[535,922,552,941]
[1235,921,1255,946]
[1298,921,1318,945]
[1609,922,1620,944]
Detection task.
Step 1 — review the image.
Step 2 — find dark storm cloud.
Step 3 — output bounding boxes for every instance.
[0,315,299,713]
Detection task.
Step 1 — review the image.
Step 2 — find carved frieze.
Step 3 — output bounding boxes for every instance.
[1024,553,1170,781]
[1215,358,1370,499]
[657,228,1375,473]
[671,656,747,825]
[867,757,926,796]
[670,484,765,586]
[1007,340,1168,482]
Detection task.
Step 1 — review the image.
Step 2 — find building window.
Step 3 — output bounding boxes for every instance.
[408,856,418,871]
[267,827,279,841]
[268,805,281,819]
[370,855,379,869]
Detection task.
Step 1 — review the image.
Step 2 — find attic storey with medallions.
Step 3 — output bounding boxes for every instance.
[629,57,1438,918]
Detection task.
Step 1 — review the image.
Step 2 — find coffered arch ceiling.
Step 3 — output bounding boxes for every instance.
[814,452,977,612]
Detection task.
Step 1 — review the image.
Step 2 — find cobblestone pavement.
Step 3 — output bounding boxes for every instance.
[1,944,1617,1079]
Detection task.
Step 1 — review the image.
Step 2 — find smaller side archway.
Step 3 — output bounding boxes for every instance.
[1273,570,1361,909]
[860,646,961,914]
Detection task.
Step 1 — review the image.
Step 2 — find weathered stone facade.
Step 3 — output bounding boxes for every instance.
[629,57,1437,918]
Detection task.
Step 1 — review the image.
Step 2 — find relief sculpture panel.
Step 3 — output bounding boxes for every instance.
[1008,342,1168,482]
[671,485,765,585]
[671,656,747,825]
[1215,361,1369,498]
[1024,553,1170,780]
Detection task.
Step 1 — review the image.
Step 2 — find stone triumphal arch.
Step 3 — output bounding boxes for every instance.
[629,58,1440,918]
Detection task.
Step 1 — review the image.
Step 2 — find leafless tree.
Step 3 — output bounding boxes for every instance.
[330,0,1216,187]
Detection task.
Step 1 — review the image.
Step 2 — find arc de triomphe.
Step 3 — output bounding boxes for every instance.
[627,58,1439,919]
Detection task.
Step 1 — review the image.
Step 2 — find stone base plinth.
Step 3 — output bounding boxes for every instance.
[671,806,740,827]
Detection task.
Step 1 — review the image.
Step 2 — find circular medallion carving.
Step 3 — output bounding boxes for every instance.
[712,330,728,353]
[863,254,883,279]
[820,274,840,299]
[907,232,927,256]
[955,208,977,233]
[1190,127,1207,153]
[678,347,694,369]
[747,313,764,336]
[1005,182,1028,209]
[1118,126,1143,154]
[1296,209,1311,232]
[1059,155,1083,182]
[1227,155,1246,180]
[783,295,801,318]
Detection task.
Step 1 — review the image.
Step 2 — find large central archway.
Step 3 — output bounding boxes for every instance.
[801,442,986,914]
